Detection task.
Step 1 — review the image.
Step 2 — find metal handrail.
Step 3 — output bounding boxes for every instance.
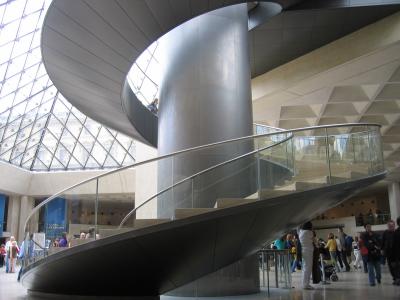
[23,123,380,231]
[118,133,294,227]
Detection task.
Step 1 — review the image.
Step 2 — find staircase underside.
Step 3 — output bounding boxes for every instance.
[21,173,384,297]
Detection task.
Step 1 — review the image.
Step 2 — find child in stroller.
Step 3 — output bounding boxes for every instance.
[318,240,339,282]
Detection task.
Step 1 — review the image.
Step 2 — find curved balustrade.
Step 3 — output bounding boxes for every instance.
[21,124,384,271]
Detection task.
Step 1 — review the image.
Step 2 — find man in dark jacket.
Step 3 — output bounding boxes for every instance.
[338,227,351,271]
[361,224,382,286]
[382,220,396,283]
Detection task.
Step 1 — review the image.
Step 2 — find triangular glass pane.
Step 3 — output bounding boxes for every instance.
[32,157,48,171]
[71,107,86,124]
[85,156,100,169]
[12,139,28,159]
[32,114,48,133]
[2,123,19,140]
[109,142,126,165]
[19,64,39,87]
[1,73,20,97]
[0,93,14,114]
[21,144,39,163]
[128,143,136,158]
[54,143,71,167]
[20,107,38,129]
[36,98,53,118]
[10,154,23,166]
[78,127,95,151]
[0,149,12,161]
[91,142,107,166]
[15,126,31,144]
[6,54,27,78]
[47,115,64,138]
[122,154,135,166]
[36,145,53,167]
[18,11,40,37]
[8,101,27,123]
[12,33,34,58]
[31,76,49,96]
[115,134,132,151]
[50,157,65,170]
[21,158,33,169]
[14,82,34,106]
[52,100,69,125]
[58,94,72,110]
[103,155,119,168]
[65,114,82,138]
[42,130,58,152]
[27,131,42,149]
[60,129,75,150]
[25,92,43,112]
[96,127,114,151]
[72,143,90,165]
[42,85,57,102]
[0,127,5,141]
[0,132,17,154]
[84,119,101,136]
[68,156,83,169]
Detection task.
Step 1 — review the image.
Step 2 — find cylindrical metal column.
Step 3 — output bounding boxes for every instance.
[157,4,257,296]
[157,4,254,217]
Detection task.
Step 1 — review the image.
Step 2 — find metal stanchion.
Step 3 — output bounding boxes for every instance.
[274,251,279,288]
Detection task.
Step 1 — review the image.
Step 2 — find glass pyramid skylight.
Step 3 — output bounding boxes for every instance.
[0,0,136,171]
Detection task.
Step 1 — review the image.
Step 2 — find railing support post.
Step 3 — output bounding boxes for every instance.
[95,178,99,240]
[325,128,332,184]
[257,148,261,201]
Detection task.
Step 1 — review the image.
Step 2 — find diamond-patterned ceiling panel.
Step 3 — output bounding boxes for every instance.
[0,0,136,171]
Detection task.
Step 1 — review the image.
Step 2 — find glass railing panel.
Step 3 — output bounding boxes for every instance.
[289,131,330,189]
[96,168,136,238]
[22,123,385,270]
[24,179,97,268]
[368,125,385,174]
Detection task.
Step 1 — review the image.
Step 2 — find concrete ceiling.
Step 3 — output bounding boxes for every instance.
[250,4,400,76]
[252,11,400,178]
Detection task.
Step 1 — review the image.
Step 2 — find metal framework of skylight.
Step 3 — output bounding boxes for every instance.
[0,0,136,171]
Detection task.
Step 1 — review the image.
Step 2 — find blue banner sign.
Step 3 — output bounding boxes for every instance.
[45,197,67,240]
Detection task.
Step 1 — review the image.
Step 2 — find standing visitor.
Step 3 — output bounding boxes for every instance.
[312,230,321,284]
[299,221,314,290]
[0,244,5,267]
[338,228,351,271]
[382,220,396,284]
[352,236,362,270]
[325,233,339,272]
[9,240,19,273]
[361,224,382,286]
[59,232,68,247]
[5,236,15,273]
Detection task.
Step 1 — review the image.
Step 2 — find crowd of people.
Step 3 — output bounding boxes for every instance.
[272,217,400,289]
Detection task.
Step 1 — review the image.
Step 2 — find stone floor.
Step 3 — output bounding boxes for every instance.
[1,265,399,299]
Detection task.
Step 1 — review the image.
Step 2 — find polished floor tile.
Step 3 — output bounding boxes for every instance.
[1,265,399,300]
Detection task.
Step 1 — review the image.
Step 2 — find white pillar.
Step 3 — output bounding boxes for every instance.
[135,141,158,219]
[388,182,400,223]
[18,196,35,243]
[6,195,20,240]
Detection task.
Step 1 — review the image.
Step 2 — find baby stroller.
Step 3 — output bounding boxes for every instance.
[318,242,339,282]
